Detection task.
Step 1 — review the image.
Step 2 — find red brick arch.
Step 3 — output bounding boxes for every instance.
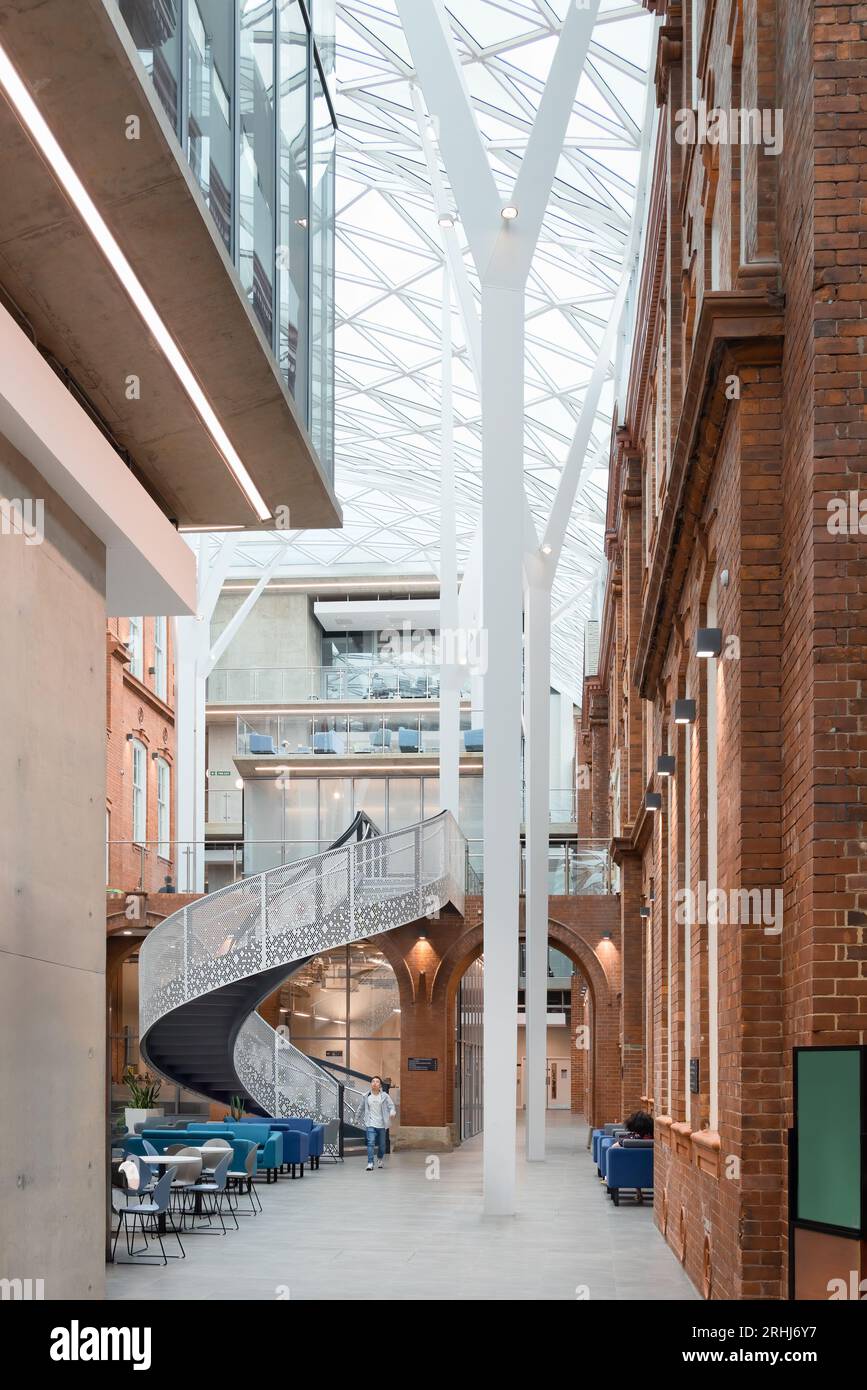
[429,914,621,1130]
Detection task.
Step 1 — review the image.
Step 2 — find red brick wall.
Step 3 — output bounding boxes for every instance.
[593,0,867,1302]
[106,617,177,894]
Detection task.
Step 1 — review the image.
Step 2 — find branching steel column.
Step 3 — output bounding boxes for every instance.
[397,0,601,1216]
[439,262,460,819]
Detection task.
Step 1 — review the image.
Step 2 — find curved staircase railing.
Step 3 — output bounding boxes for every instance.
[139,812,466,1148]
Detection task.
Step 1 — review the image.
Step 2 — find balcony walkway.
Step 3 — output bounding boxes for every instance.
[106,1113,696,1301]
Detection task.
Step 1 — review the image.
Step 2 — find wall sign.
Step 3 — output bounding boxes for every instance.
[689,1057,700,1094]
[325,1050,343,1058]
[408,1057,438,1071]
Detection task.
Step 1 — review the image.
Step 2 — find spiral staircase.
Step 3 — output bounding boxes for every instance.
[139,811,466,1150]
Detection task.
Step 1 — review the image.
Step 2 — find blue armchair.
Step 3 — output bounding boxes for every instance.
[398,727,420,753]
[274,1117,326,1169]
[235,1117,317,1176]
[463,728,484,753]
[313,731,345,754]
[249,733,276,755]
[605,1140,653,1205]
[194,1123,283,1183]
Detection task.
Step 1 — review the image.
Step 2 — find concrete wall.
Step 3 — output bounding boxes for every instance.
[211,590,321,676]
[0,432,107,1297]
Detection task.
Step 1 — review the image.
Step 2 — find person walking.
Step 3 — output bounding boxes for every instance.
[358,1075,396,1170]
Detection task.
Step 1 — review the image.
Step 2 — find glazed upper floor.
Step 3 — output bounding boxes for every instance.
[0,0,339,529]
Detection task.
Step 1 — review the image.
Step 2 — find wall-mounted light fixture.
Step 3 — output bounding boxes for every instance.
[437,212,455,229]
[639,906,650,919]
[674,699,697,725]
[501,204,519,220]
[601,930,613,942]
[418,929,428,941]
[645,792,662,812]
[657,755,676,777]
[696,628,723,658]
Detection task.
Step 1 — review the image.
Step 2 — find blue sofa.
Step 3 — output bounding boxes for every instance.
[604,1140,654,1205]
[194,1123,284,1183]
[272,1117,326,1169]
[127,1125,237,1156]
[235,1117,322,1175]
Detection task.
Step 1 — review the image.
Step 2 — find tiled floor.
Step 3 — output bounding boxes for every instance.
[106,1113,697,1301]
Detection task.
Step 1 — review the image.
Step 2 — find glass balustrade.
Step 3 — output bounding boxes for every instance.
[207,664,471,704]
[236,710,485,758]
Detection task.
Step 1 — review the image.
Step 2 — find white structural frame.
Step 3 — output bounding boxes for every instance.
[397,0,605,1215]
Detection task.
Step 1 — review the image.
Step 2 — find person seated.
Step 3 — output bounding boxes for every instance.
[609,1110,654,1154]
[623,1110,653,1139]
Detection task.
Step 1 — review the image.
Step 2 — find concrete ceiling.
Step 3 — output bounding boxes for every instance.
[0,0,341,530]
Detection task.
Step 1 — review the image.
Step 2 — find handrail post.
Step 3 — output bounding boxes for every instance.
[348,843,356,933]
[338,1083,345,1159]
[260,875,268,969]
[273,1028,279,1117]
[183,906,189,995]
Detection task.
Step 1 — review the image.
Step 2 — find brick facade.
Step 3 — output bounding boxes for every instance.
[106,617,176,895]
[584,0,867,1299]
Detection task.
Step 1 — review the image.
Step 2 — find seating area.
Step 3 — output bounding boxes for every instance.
[590,1124,654,1207]
[111,1115,329,1268]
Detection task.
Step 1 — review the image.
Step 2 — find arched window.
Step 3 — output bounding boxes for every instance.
[131,738,147,846]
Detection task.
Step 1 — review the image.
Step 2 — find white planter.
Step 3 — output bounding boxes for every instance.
[125,1107,164,1134]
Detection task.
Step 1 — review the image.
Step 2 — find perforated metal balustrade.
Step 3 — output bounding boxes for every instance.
[139,812,466,1152]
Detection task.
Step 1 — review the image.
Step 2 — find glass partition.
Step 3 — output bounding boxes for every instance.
[187,0,234,251]
[309,63,335,472]
[120,0,181,132]
[240,0,276,341]
[117,0,334,457]
[277,0,309,405]
[280,944,401,1081]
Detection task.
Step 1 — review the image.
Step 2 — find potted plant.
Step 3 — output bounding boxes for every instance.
[122,1067,164,1133]
[224,1094,246,1122]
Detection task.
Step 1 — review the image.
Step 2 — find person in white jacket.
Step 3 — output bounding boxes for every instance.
[358,1076,396,1170]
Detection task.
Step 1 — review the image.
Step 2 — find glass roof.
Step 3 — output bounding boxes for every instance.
[218,0,656,704]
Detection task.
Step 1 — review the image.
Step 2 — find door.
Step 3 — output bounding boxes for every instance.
[547,1057,571,1109]
[519,1057,572,1109]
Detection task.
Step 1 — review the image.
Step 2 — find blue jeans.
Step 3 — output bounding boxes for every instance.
[365,1127,387,1164]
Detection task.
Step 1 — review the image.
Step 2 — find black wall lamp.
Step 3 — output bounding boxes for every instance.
[645,792,662,812]
[674,699,697,724]
[696,628,723,658]
[657,755,676,777]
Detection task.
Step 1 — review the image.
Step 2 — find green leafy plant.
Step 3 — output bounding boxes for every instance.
[122,1067,162,1108]
[227,1094,245,1121]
